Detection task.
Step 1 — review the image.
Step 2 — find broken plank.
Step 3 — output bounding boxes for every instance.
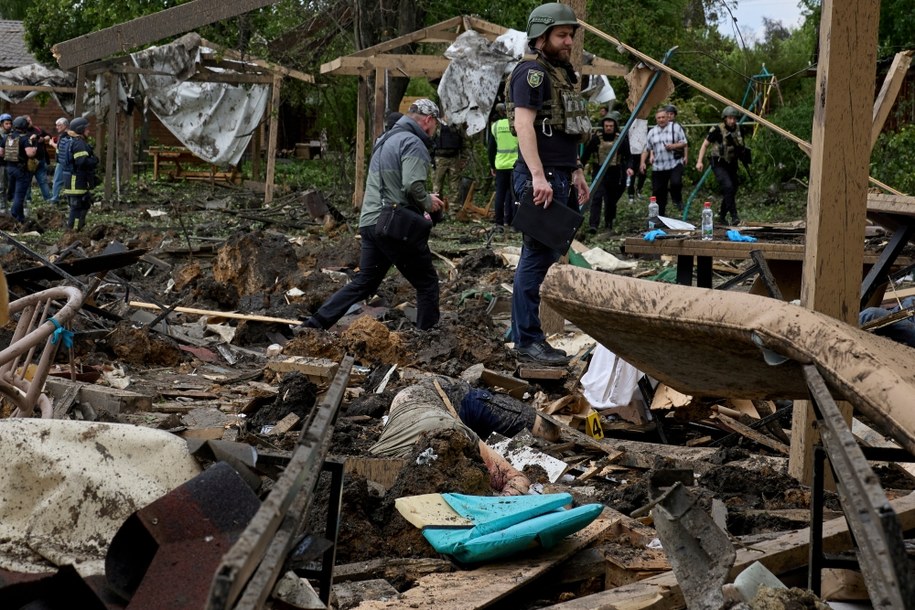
[544,490,915,610]
[265,356,340,383]
[715,413,790,455]
[333,558,454,584]
[268,413,300,436]
[341,457,406,491]
[129,301,302,325]
[479,368,529,399]
[45,377,152,414]
[354,511,617,609]
[517,366,567,380]
[50,382,80,419]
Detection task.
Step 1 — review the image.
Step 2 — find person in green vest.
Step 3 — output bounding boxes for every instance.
[487,103,519,231]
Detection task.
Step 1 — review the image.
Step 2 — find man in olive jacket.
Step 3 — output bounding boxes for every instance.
[300,99,445,331]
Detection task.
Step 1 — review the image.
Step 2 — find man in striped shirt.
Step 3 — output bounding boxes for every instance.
[639,107,688,217]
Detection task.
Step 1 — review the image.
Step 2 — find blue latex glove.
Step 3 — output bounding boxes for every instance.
[726,229,757,242]
[643,229,667,242]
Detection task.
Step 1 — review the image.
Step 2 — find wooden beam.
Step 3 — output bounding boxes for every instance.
[463,16,509,37]
[546,490,915,609]
[264,74,281,206]
[373,68,385,141]
[577,19,903,197]
[0,84,76,94]
[52,0,282,70]
[871,50,914,151]
[353,74,367,208]
[788,0,881,486]
[581,57,628,78]
[199,38,314,84]
[349,16,464,58]
[322,54,451,78]
[189,71,275,84]
[104,72,117,202]
[74,66,85,116]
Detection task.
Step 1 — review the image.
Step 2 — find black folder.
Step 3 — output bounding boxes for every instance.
[511,186,584,254]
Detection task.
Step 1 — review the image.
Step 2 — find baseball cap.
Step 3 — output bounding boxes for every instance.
[409,98,443,123]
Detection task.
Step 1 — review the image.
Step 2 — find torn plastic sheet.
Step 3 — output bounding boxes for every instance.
[438,29,525,135]
[439,29,620,136]
[0,64,75,113]
[130,33,269,166]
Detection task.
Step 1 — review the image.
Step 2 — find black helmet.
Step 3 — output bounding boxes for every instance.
[664,104,678,115]
[12,116,28,131]
[607,110,622,121]
[70,117,89,134]
[527,3,579,41]
[722,105,740,119]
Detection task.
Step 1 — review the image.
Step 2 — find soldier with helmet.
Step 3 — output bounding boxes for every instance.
[2,116,38,223]
[580,110,634,234]
[506,2,590,366]
[696,105,746,225]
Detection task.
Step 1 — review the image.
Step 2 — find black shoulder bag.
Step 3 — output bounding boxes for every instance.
[372,127,432,244]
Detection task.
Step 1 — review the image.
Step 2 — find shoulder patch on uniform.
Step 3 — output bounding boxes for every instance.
[526,69,544,88]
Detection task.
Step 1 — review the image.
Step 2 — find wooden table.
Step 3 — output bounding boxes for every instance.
[622,236,911,304]
[146,146,241,184]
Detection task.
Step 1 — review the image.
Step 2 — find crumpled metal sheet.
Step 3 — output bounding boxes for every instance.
[130,33,270,166]
[438,29,525,135]
[0,419,201,576]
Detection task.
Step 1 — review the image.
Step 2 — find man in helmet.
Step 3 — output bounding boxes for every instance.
[2,116,38,223]
[580,112,634,234]
[640,106,688,217]
[505,2,590,366]
[61,117,98,230]
[696,105,746,225]
[0,113,11,209]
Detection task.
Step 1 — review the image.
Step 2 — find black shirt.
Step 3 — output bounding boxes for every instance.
[509,59,579,170]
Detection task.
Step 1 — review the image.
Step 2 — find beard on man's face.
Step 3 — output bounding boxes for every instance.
[541,39,570,62]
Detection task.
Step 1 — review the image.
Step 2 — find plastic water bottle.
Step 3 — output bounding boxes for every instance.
[701,201,714,240]
[647,196,659,230]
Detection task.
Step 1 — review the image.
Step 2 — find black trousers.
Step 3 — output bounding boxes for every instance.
[312,225,440,330]
[712,158,740,222]
[589,164,625,230]
[650,162,684,217]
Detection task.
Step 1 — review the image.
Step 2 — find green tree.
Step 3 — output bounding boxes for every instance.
[0,0,29,19]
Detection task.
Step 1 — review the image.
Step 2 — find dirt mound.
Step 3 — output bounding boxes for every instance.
[340,316,409,366]
[213,230,299,296]
[248,371,317,429]
[108,321,184,366]
[400,309,514,375]
[380,428,492,558]
[457,248,504,274]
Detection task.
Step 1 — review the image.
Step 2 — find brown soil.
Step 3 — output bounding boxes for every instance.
[108,321,185,367]
[213,230,301,296]
[248,371,317,429]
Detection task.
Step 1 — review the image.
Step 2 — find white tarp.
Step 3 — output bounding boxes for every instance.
[438,29,524,135]
[0,419,200,576]
[580,344,643,411]
[130,33,269,166]
[0,64,75,113]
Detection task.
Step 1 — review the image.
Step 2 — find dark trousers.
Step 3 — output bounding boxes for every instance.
[493,168,514,226]
[650,162,684,217]
[589,165,625,230]
[712,158,740,222]
[7,165,31,222]
[510,166,571,347]
[312,225,440,330]
[67,193,91,230]
[628,170,647,198]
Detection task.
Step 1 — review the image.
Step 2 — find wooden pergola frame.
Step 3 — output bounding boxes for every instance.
[320,15,628,206]
[72,37,313,205]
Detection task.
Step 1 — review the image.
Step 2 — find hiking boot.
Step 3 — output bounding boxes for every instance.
[292,317,324,335]
[516,341,571,366]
